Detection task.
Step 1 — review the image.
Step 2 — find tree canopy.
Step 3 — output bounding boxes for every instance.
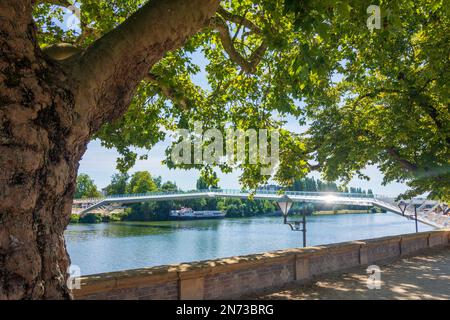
[196,170,219,190]
[126,171,158,194]
[105,173,129,195]
[35,0,449,201]
[74,173,101,198]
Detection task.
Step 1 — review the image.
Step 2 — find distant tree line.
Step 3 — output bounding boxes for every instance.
[288,177,373,195]
[73,173,377,223]
[287,177,375,213]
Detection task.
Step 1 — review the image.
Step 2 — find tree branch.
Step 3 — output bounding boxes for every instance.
[209,16,267,74]
[386,147,418,172]
[356,88,402,103]
[217,7,261,34]
[145,73,189,111]
[70,0,220,132]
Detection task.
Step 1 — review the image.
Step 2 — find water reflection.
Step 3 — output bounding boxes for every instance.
[66,213,434,275]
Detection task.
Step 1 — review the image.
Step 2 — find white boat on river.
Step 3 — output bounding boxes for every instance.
[170,207,226,220]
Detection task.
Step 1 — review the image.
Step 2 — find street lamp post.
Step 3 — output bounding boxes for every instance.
[278,198,307,248]
[414,205,418,233]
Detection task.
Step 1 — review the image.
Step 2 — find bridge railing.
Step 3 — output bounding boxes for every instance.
[74,189,380,203]
[74,189,216,203]
[73,197,105,203]
[219,189,375,198]
[106,189,214,200]
[285,191,375,198]
[75,190,437,203]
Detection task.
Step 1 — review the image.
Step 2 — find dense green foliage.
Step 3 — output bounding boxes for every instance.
[126,171,158,194]
[74,173,101,199]
[284,0,450,201]
[39,0,449,203]
[79,213,102,224]
[196,172,219,190]
[104,173,129,195]
[70,214,80,223]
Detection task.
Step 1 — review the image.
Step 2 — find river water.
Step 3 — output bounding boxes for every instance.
[65,212,434,275]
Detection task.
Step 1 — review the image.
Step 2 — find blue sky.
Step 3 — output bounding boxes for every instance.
[79,138,408,196]
[78,51,409,197]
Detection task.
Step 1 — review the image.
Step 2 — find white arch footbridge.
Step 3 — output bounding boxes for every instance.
[73,189,449,229]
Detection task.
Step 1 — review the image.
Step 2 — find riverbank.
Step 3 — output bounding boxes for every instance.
[70,212,125,224]
[70,209,380,224]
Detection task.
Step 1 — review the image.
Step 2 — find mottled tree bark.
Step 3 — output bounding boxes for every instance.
[0,0,83,299]
[0,0,220,299]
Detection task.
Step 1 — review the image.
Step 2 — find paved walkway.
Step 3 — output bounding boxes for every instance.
[246,247,450,300]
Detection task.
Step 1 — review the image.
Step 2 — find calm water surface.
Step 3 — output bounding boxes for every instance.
[65,213,434,275]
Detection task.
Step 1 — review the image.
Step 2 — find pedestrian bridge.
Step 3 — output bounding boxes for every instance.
[73,189,449,228]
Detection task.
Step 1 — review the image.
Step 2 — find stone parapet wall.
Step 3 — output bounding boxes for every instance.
[74,230,450,300]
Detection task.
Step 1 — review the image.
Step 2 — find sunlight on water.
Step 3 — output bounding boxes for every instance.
[65,213,434,275]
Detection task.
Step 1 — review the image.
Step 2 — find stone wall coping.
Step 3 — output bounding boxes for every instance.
[362,235,402,246]
[173,248,305,279]
[305,241,364,257]
[400,232,434,241]
[429,228,450,233]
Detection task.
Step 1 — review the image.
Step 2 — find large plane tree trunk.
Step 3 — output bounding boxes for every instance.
[0,0,220,299]
[0,1,89,299]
